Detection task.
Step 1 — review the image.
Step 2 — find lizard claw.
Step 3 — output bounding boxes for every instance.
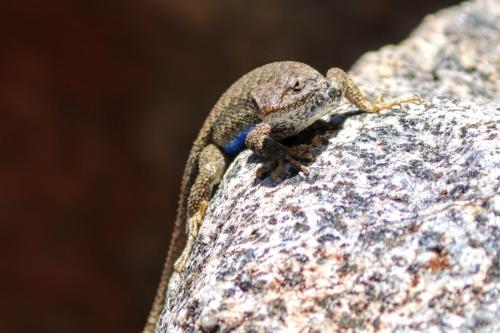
[286,143,318,162]
[409,95,422,104]
[285,156,309,175]
[256,155,309,179]
[256,160,278,179]
[270,160,289,180]
[286,145,315,161]
[375,95,386,104]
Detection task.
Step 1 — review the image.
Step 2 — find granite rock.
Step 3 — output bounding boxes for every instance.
[159,0,500,332]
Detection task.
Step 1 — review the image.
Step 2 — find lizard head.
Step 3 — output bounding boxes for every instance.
[251,63,341,135]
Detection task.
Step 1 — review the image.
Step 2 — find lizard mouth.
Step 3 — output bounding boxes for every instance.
[260,90,317,116]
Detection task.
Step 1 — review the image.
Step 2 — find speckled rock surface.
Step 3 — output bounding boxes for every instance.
[159,0,500,332]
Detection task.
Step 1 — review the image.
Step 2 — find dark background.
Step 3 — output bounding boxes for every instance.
[2,0,461,332]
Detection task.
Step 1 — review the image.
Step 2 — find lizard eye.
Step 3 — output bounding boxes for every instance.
[290,78,303,92]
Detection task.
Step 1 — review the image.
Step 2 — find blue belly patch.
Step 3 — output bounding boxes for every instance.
[223,126,254,155]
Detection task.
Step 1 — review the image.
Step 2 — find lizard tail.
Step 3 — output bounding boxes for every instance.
[142,251,169,333]
[143,211,188,332]
[143,219,188,332]
[142,116,214,332]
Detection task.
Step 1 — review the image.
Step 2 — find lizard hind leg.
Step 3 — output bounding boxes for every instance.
[174,144,226,273]
[173,200,209,273]
[326,67,421,113]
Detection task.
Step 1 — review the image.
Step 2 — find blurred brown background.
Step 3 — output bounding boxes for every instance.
[2,0,460,332]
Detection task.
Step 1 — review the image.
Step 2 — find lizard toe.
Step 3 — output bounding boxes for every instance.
[286,144,316,162]
[256,160,278,179]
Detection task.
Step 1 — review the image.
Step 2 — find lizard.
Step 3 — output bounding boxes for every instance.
[143,61,421,332]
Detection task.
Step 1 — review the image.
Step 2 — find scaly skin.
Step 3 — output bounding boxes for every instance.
[143,61,420,332]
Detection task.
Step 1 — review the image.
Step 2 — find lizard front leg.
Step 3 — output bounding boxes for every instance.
[326,67,421,113]
[174,144,226,273]
[246,123,310,179]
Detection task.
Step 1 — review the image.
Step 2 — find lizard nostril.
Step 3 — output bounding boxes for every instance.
[327,86,341,100]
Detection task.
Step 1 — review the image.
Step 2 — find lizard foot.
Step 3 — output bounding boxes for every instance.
[368,95,422,113]
[285,135,323,161]
[173,200,209,273]
[256,154,309,180]
[286,144,315,161]
[255,135,326,179]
